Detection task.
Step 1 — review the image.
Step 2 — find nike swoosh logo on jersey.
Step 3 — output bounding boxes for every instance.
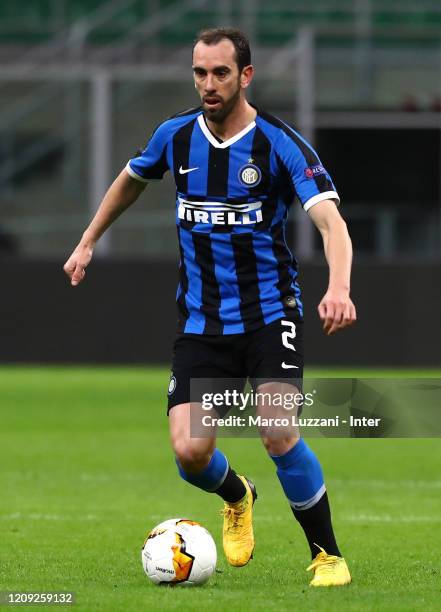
[281,362,299,369]
[179,166,199,174]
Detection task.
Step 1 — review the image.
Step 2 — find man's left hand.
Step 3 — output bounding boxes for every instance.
[318,289,357,336]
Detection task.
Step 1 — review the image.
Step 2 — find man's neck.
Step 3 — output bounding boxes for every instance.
[205,99,257,142]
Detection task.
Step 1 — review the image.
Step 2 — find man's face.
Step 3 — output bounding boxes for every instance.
[193,39,245,124]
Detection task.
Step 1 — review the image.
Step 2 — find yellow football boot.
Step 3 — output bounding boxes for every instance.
[222,475,257,567]
[307,545,352,587]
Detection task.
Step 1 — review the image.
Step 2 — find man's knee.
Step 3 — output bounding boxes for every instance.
[172,438,213,473]
[261,435,300,457]
[169,402,215,472]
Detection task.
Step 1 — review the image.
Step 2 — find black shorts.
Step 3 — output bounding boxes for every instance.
[167,313,304,413]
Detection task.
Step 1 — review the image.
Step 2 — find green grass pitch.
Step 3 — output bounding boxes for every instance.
[1,366,440,611]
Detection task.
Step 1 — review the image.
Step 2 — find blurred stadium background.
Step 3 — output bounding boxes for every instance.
[0,0,440,365]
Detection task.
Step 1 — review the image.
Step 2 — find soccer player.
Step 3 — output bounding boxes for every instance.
[64,28,356,586]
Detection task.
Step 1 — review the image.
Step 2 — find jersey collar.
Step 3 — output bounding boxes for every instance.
[197,114,256,149]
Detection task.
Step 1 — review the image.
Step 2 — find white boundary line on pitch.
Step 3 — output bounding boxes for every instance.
[0,512,98,521]
[329,478,441,489]
[3,474,441,489]
[343,514,441,523]
[1,512,440,524]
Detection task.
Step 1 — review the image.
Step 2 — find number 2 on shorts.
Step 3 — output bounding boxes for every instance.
[281,320,296,351]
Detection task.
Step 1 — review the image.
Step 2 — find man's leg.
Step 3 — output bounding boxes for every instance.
[256,381,351,587]
[169,402,256,566]
[169,402,245,501]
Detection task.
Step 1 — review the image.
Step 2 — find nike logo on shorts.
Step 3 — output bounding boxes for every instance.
[281,362,299,369]
[179,166,199,174]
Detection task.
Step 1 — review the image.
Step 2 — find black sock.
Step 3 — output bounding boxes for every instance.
[213,467,246,503]
[292,491,341,559]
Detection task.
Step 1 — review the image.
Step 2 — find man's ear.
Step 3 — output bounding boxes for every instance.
[241,65,254,89]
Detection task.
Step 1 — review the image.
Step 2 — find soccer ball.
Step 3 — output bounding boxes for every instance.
[141,518,217,585]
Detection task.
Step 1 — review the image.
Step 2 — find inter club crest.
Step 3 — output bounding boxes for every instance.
[238,158,262,187]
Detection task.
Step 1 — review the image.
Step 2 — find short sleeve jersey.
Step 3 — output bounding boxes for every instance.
[126,106,339,335]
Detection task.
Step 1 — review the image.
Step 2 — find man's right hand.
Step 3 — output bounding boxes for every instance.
[63,242,94,286]
[62,168,147,287]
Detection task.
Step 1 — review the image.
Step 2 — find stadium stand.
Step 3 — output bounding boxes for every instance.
[1,0,441,46]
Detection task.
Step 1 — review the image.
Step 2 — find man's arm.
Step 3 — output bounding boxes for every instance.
[308,200,357,335]
[63,169,146,286]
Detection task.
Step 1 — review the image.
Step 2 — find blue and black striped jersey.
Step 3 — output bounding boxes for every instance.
[126,106,339,335]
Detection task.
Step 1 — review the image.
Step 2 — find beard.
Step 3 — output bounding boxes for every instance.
[202,84,241,124]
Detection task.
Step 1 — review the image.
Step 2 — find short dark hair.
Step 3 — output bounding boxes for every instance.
[193,27,251,72]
